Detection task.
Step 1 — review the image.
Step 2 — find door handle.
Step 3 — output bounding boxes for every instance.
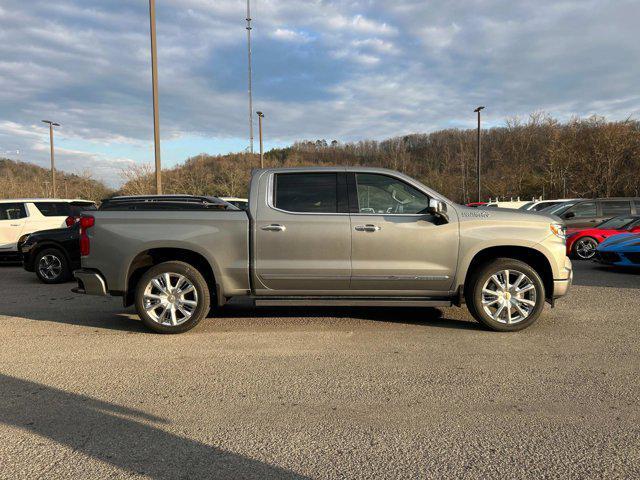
[354,224,381,232]
[261,224,286,232]
[10,223,21,227]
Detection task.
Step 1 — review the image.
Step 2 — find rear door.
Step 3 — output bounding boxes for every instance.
[0,203,28,250]
[253,171,352,294]
[600,200,632,222]
[348,173,458,294]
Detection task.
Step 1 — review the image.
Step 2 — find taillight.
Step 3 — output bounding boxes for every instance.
[79,215,95,256]
[65,216,76,227]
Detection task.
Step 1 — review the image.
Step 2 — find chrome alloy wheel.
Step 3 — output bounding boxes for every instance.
[574,237,598,259]
[142,272,198,326]
[481,269,537,325]
[38,254,63,280]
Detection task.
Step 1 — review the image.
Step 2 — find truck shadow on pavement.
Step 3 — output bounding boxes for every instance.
[0,373,307,479]
[215,302,484,331]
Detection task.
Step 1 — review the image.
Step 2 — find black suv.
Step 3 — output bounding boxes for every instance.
[558,198,640,229]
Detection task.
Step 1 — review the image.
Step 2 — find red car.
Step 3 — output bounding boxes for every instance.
[466,202,487,207]
[567,215,640,259]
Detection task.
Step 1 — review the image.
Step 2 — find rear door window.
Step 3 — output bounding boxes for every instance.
[0,203,27,220]
[274,173,343,213]
[601,201,631,217]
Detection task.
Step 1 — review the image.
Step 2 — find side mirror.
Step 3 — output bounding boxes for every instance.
[427,198,448,221]
[563,211,575,219]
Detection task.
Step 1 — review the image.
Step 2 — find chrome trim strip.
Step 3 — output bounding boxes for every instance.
[260,274,350,280]
[352,275,450,281]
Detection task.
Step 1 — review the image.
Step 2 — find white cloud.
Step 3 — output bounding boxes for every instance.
[271,27,311,43]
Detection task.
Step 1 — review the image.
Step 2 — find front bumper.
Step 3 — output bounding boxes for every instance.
[553,257,573,298]
[73,269,107,296]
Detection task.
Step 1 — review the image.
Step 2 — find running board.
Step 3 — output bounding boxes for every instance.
[253,297,452,308]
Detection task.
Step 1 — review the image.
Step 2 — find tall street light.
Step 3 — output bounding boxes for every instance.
[474,106,485,202]
[246,0,254,154]
[149,0,162,194]
[256,111,264,168]
[42,120,60,197]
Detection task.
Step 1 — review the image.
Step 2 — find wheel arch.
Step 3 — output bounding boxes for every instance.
[460,245,554,300]
[124,247,220,307]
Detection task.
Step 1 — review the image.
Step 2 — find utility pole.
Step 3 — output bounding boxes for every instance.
[256,111,264,168]
[149,0,162,194]
[474,106,485,202]
[246,0,254,154]
[42,120,60,197]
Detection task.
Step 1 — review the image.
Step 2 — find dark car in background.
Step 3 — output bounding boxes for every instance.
[554,198,640,231]
[21,224,80,283]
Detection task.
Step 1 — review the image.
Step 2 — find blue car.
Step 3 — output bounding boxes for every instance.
[594,233,640,267]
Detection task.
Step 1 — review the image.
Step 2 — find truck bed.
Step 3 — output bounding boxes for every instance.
[83,210,250,296]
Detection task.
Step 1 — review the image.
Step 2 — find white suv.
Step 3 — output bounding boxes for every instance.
[0,199,96,254]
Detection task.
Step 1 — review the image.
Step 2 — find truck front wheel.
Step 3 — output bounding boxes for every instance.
[135,261,210,334]
[465,258,545,332]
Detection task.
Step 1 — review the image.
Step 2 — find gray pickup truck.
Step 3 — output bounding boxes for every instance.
[74,167,572,333]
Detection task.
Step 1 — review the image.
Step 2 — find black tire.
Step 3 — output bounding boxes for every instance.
[35,248,71,284]
[135,261,211,334]
[465,258,545,332]
[571,236,598,260]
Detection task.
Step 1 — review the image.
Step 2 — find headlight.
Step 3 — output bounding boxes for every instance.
[550,223,566,239]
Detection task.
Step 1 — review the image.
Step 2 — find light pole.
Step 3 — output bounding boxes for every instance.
[149,0,162,194]
[42,120,60,197]
[246,0,254,154]
[256,111,264,168]
[474,106,485,202]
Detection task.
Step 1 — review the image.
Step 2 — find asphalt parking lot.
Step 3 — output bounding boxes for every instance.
[0,262,638,479]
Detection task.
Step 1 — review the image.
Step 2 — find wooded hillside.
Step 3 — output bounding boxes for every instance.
[0,159,112,202]
[2,114,638,203]
[119,114,640,202]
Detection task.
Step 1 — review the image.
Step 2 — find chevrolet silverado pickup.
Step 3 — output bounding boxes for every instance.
[73,167,573,333]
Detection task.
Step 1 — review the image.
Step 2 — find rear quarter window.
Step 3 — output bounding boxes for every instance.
[34,202,74,217]
[601,201,631,217]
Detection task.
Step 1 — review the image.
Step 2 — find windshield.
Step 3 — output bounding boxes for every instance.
[597,216,638,230]
[519,202,535,210]
[531,201,561,211]
[543,202,576,215]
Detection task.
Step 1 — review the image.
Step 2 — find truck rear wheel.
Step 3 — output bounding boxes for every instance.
[465,258,545,332]
[135,261,210,334]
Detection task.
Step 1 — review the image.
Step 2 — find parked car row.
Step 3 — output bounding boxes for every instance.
[464,196,640,264]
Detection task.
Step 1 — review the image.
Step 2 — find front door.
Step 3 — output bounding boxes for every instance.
[349,173,458,295]
[254,171,352,294]
[0,203,27,251]
[562,201,599,229]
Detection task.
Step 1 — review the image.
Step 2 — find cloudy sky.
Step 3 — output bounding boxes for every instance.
[1,0,639,186]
